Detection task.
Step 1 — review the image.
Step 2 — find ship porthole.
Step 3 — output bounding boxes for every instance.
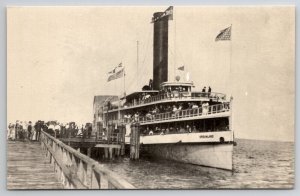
[219,137,225,143]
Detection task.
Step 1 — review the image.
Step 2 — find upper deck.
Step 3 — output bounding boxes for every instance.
[104,91,227,114]
[108,102,230,126]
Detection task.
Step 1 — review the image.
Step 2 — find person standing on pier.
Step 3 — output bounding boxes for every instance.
[27,121,32,140]
[34,121,42,141]
[15,120,19,139]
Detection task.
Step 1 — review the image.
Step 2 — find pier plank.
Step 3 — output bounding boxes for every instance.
[7,141,64,189]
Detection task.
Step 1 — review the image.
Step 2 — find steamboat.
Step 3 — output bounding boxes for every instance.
[101,6,235,170]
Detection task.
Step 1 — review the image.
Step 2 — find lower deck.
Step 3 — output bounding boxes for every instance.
[125,130,234,145]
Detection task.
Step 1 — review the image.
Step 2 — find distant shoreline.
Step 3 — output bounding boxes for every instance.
[235,138,294,143]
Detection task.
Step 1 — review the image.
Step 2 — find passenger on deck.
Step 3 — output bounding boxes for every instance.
[178,105,183,111]
[134,112,139,122]
[155,127,160,134]
[149,130,154,135]
[187,125,192,133]
[192,103,199,109]
[169,127,174,133]
[165,128,170,134]
[144,94,151,100]
[146,112,152,120]
[179,127,185,133]
[172,105,177,113]
[202,102,209,115]
[160,128,165,135]
[202,86,206,92]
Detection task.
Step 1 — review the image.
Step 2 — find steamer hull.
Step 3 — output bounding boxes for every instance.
[142,143,233,170]
[124,131,234,170]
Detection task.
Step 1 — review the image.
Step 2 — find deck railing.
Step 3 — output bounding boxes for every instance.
[117,103,230,125]
[105,91,226,111]
[40,130,135,189]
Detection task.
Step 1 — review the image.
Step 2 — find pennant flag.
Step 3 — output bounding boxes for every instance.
[152,6,173,23]
[108,67,124,82]
[165,6,173,20]
[215,26,231,41]
[177,66,184,71]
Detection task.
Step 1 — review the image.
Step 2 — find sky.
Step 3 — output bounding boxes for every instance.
[7,6,295,141]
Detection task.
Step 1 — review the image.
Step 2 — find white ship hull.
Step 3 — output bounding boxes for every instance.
[142,143,233,170]
[125,131,234,170]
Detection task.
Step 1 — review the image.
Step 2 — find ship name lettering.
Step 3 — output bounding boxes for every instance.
[199,135,214,138]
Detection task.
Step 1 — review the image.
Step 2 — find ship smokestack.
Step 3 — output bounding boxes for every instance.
[152,6,173,90]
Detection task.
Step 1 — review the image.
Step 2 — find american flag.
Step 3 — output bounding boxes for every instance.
[108,62,122,74]
[107,67,124,82]
[215,26,231,41]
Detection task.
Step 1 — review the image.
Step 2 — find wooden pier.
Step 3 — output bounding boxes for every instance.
[7,130,135,189]
[7,141,64,189]
[59,124,126,160]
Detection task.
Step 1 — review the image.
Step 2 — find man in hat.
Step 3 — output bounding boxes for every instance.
[15,120,19,139]
[34,121,42,141]
[208,86,212,96]
[202,86,206,93]
[27,121,32,140]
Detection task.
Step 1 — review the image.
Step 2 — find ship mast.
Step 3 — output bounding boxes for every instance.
[137,40,139,89]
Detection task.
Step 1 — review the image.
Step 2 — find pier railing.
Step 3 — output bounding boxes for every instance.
[118,103,230,125]
[40,130,135,189]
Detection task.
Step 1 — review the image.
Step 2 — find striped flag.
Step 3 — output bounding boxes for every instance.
[108,67,124,82]
[215,26,231,41]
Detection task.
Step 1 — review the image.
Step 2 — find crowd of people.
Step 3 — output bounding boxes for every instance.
[123,101,217,124]
[7,121,37,141]
[139,117,230,136]
[7,120,93,141]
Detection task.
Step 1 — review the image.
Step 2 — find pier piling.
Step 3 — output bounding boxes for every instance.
[130,123,140,160]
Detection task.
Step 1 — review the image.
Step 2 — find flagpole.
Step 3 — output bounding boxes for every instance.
[174,7,176,81]
[123,66,126,99]
[230,24,232,97]
[137,40,139,89]
[229,24,234,173]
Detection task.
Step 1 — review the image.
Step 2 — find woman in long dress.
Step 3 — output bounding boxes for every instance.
[9,124,16,140]
[31,127,37,141]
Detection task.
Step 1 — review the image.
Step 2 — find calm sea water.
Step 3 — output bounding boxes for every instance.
[101,139,294,189]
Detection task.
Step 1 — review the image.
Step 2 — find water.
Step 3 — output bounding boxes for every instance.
[101,139,294,189]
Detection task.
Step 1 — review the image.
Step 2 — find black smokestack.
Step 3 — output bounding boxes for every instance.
[153,12,169,90]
